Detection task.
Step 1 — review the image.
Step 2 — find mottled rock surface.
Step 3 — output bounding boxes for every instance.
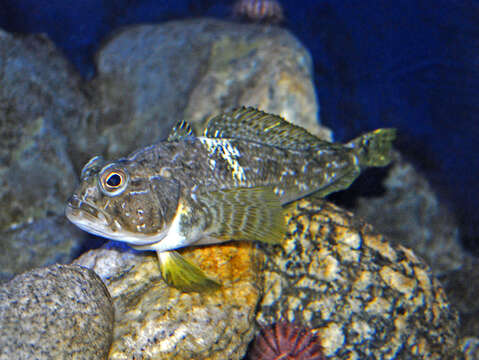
[0,264,114,360]
[75,241,262,359]
[257,198,461,359]
[92,18,329,160]
[74,197,462,359]
[353,151,464,275]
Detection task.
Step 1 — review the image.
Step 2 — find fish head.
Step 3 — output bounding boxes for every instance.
[66,155,180,245]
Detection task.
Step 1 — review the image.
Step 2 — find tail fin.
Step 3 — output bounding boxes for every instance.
[347,128,396,167]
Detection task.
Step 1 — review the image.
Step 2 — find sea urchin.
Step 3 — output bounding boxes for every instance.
[248,321,325,360]
[232,0,284,24]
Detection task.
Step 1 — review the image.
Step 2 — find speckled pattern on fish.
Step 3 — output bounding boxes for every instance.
[66,107,396,291]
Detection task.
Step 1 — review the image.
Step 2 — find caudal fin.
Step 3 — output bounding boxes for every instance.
[347,128,396,167]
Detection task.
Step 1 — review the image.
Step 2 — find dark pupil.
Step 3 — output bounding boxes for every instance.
[106,173,122,187]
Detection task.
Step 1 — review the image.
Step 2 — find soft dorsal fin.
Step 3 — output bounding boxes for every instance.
[167,120,194,141]
[203,107,322,150]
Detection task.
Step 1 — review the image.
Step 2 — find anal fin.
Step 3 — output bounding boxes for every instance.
[157,250,220,292]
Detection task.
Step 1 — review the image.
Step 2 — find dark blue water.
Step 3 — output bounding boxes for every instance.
[1,0,478,251]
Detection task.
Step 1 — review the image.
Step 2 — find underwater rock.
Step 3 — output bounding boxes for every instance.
[0,115,84,281]
[74,241,262,359]
[461,337,479,360]
[353,151,464,275]
[93,18,329,160]
[74,197,462,359]
[0,30,101,281]
[0,264,114,360]
[439,255,479,339]
[256,198,462,359]
[0,29,102,167]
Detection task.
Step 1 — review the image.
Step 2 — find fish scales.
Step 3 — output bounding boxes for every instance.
[66,107,396,291]
[127,138,355,205]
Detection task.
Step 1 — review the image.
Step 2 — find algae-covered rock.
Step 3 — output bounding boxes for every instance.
[93,18,330,160]
[0,264,114,360]
[256,198,461,360]
[75,241,262,359]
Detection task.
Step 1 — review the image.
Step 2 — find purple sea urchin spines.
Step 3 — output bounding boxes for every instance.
[248,322,325,360]
[232,0,284,24]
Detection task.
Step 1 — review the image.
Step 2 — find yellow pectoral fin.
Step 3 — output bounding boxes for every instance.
[157,250,220,292]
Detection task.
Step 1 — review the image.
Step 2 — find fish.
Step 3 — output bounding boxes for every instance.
[66,107,396,292]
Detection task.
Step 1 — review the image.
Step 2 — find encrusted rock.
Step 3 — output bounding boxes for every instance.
[93,18,330,160]
[256,198,461,359]
[74,241,262,359]
[0,264,114,360]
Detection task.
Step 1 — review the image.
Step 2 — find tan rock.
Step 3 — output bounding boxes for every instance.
[75,242,262,359]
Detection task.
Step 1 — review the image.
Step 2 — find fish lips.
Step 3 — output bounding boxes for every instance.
[65,195,111,232]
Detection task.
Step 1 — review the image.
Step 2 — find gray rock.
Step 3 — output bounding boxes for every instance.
[439,255,479,338]
[353,151,464,275]
[0,264,114,360]
[0,116,84,281]
[92,18,330,160]
[0,30,100,280]
[0,30,102,166]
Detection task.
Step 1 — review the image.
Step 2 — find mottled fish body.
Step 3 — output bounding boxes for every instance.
[66,107,396,291]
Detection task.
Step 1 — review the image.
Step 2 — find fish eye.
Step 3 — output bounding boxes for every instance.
[99,165,129,196]
[106,173,122,187]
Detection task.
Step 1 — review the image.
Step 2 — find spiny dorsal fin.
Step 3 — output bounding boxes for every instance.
[157,250,220,292]
[168,120,194,141]
[204,107,322,150]
[197,186,286,245]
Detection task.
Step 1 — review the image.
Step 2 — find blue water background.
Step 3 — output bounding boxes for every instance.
[0,0,477,251]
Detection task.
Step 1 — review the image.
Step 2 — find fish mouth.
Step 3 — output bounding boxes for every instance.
[65,195,113,236]
[66,195,168,246]
[66,195,106,220]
